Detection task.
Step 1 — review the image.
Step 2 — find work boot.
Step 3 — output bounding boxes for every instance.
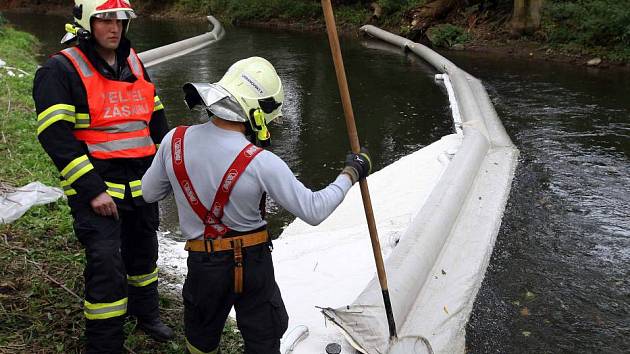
[137,317,174,342]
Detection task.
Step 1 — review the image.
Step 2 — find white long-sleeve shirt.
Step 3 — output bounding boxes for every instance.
[142,121,352,240]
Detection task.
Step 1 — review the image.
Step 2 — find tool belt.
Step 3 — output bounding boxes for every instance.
[185,230,269,293]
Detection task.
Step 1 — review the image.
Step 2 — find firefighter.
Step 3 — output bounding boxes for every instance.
[32,0,173,352]
[141,57,372,354]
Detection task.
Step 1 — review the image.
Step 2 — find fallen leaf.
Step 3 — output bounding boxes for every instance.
[522,331,531,337]
[443,305,449,315]
[441,269,446,275]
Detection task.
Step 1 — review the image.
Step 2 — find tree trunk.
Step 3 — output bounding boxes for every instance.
[408,0,467,37]
[510,0,543,36]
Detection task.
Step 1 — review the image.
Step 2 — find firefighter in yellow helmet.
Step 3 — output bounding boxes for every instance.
[32,0,173,352]
[142,57,372,354]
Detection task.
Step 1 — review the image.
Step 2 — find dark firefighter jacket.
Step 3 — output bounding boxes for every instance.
[33,37,169,209]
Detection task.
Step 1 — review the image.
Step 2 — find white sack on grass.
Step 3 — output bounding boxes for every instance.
[0,182,64,224]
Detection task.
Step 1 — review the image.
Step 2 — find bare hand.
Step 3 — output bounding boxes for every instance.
[90,192,119,220]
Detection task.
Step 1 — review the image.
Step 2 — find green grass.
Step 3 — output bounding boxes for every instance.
[0,24,243,353]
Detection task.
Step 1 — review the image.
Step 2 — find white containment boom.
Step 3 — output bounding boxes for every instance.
[138,16,225,68]
[320,25,519,354]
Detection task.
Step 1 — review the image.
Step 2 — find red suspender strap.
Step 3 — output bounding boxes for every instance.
[207,144,264,238]
[171,126,264,239]
[171,126,207,222]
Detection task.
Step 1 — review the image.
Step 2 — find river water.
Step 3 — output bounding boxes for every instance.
[5,12,628,353]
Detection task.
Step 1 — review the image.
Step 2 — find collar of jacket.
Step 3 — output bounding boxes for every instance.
[77,36,135,81]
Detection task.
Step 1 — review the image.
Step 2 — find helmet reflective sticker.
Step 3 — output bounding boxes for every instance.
[69,0,136,36]
[96,0,132,10]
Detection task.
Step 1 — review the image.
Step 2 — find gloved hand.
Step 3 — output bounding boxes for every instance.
[342,147,372,184]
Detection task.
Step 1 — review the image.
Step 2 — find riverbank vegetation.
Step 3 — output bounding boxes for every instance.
[0,18,243,353]
[1,0,628,63]
[135,0,629,63]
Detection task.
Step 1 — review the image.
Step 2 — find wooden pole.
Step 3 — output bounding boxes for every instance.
[321,0,397,340]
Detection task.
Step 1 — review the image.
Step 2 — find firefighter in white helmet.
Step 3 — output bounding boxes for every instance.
[142,57,372,354]
[32,1,173,352]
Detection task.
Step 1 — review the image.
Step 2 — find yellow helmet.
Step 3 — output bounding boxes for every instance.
[216,56,284,124]
[183,57,284,146]
[63,0,136,42]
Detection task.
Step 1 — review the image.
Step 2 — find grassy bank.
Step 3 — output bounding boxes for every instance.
[0,18,242,353]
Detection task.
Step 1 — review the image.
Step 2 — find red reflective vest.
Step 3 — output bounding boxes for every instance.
[59,46,156,159]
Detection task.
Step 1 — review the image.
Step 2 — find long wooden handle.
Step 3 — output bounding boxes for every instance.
[321,0,397,340]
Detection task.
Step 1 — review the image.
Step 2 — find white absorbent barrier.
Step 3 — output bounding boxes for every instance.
[315,25,519,354]
[139,16,225,68]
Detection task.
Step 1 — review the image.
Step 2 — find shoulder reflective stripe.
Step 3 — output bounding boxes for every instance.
[105,181,126,199]
[127,267,158,287]
[129,180,142,198]
[74,113,91,129]
[62,48,93,78]
[153,96,164,111]
[60,180,77,196]
[37,104,76,135]
[61,155,94,184]
[186,338,218,354]
[127,49,143,79]
[84,297,128,320]
[89,121,148,133]
[88,136,154,153]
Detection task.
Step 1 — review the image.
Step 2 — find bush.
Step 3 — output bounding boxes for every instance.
[544,0,630,47]
[427,24,470,48]
[0,11,7,28]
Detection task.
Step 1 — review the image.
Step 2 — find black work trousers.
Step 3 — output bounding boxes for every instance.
[71,202,160,354]
[183,243,289,354]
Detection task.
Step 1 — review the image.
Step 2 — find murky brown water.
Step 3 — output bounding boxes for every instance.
[6,12,629,353]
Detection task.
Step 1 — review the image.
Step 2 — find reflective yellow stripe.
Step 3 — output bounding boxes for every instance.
[154,96,164,111]
[127,267,158,287]
[186,338,218,354]
[60,179,77,196]
[75,113,91,128]
[129,180,142,198]
[84,298,127,320]
[60,155,94,184]
[37,104,76,135]
[105,181,126,199]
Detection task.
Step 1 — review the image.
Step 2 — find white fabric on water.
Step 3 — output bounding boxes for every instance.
[0,182,64,224]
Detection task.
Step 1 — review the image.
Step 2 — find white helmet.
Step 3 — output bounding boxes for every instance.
[62,0,136,43]
[183,57,284,146]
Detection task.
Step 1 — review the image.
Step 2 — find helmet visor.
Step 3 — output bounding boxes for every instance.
[93,10,137,20]
[258,97,282,114]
